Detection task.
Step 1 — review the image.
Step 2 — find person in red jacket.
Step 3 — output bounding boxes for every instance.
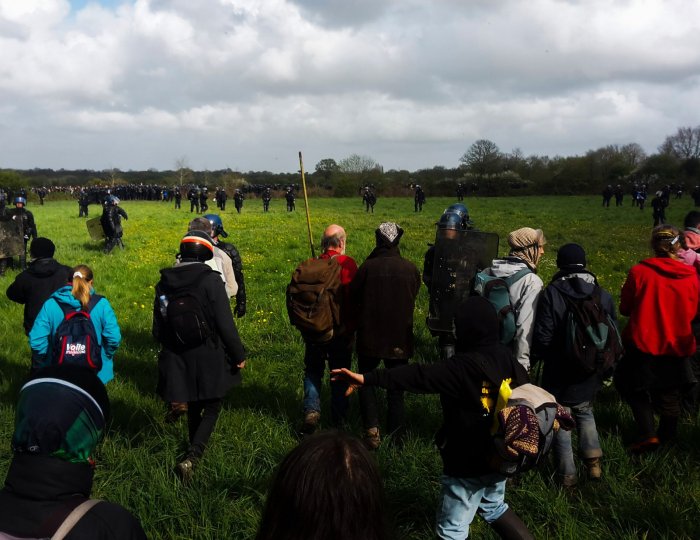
[616,225,699,454]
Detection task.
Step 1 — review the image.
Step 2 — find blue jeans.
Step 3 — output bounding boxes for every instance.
[435,473,508,539]
[552,401,602,478]
[302,337,351,425]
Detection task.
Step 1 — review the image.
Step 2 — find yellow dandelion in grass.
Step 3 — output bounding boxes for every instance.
[140,304,145,309]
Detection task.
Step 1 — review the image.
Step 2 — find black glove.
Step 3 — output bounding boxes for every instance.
[234,302,246,318]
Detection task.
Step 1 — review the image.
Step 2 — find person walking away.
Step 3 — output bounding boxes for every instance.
[6,237,72,335]
[351,222,420,448]
[532,243,618,486]
[29,264,122,385]
[0,365,146,539]
[615,225,698,453]
[332,296,533,540]
[293,224,357,434]
[481,227,546,372]
[153,232,246,480]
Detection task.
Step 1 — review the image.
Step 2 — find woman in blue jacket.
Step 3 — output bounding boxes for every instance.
[29,264,121,384]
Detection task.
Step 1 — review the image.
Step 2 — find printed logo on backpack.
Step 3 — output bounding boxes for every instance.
[51,295,104,371]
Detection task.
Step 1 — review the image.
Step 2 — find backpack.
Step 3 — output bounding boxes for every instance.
[48,295,104,371]
[562,286,623,377]
[491,383,569,476]
[286,256,343,343]
[163,288,214,350]
[473,268,531,345]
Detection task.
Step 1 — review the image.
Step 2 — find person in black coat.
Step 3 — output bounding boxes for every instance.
[332,296,532,540]
[6,237,72,334]
[532,243,617,487]
[0,365,146,539]
[350,222,420,448]
[153,231,247,480]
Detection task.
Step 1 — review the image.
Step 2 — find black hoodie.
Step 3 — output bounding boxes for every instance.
[6,257,72,333]
[363,296,528,477]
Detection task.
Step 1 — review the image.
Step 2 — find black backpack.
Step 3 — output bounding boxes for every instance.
[45,295,104,372]
[163,289,214,350]
[562,286,623,377]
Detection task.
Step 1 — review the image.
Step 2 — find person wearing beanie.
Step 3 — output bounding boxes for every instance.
[0,365,146,539]
[615,225,698,454]
[153,231,247,481]
[481,227,546,371]
[532,243,618,486]
[332,296,532,540]
[350,222,421,448]
[28,264,121,385]
[6,237,72,334]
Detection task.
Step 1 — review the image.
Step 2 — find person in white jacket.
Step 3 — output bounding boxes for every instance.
[483,227,545,371]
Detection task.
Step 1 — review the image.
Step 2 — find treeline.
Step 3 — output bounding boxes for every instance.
[3,125,700,197]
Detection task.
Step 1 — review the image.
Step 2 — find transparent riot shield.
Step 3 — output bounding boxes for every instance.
[0,219,24,258]
[86,216,106,241]
[426,230,499,335]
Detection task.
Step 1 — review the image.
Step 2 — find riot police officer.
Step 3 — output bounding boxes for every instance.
[199,187,209,213]
[78,190,90,217]
[216,187,227,210]
[285,188,295,211]
[188,186,200,213]
[262,187,272,212]
[423,204,495,361]
[8,197,37,270]
[362,187,376,213]
[414,185,426,212]
[233,189,244,214]
[174,188,182,209]
[203,214,247,317]
[100,196,128,254]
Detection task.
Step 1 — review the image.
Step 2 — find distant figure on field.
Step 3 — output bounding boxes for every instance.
[414,185,426,212]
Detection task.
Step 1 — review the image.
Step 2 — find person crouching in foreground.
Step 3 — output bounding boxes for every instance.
[333,296,533,540]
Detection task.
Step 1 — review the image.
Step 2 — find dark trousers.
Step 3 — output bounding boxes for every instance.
[187,398,223,458]
[303,337,351,425]
[358,356,408,434]
[626,387,681,442]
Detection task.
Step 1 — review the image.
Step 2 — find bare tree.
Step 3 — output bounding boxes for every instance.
[175,156,192,186]
[338,154,380,174]
[659,126,700,159]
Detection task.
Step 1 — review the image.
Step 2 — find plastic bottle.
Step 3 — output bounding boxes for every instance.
[159,294,169,318]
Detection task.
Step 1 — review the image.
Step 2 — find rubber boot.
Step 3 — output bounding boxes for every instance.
[489,508,535,540]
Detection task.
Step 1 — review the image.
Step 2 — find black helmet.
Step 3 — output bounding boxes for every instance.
[437,212,463,231]
[179,231,214,261]
[203,213,228,238]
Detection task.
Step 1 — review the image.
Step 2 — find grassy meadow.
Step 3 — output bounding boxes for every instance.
[0,195,698,539]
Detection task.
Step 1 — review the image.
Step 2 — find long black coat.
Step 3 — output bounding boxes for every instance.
[350,244,420,359]
[153,263,246,402]
[6,257,72,333]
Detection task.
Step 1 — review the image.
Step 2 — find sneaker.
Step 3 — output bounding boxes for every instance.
[299,410,321,436]
[629,436,660,455]
[363,427,381,450]
[176,458,196,482]
[584,458,602,480]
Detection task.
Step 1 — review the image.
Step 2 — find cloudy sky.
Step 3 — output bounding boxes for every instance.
[1,0,699,173]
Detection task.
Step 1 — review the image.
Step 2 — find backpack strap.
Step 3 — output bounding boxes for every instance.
[54,294,104,316]
[51,499,101,540]
[504,267,531,287]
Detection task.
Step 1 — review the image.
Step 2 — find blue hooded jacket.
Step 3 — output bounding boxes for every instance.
[28,286,121,384]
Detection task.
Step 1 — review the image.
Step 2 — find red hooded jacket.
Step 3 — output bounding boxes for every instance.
[620,257,699,356]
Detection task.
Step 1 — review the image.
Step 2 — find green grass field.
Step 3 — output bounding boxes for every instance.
[0,196,698,539]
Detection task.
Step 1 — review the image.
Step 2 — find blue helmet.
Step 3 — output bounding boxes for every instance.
[437,212,463,231]
[203,214,228,238]
[14,196,27,206]
[446,203,469,220]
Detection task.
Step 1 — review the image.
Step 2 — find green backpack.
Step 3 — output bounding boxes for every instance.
[473,268,531,345]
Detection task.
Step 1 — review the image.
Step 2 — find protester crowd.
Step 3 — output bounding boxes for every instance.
[0,192,698,539]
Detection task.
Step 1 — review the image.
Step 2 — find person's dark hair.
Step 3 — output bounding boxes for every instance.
[684,210,700,229]
[256,431,393,540]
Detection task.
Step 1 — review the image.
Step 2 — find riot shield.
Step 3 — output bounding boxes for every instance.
[0,219,24,258]
[86,216,106,241]
[426,229,499,335]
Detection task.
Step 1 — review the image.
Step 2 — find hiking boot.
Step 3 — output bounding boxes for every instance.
[176,457,197,483]
[584,458,602,480]
[299,410,321,436]
[629,436,660,455]
[559,474,578,488]
[363,427,381,450]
